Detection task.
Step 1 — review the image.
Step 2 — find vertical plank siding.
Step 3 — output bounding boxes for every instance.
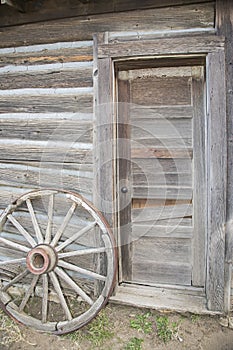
[216,0,233,312]
[206,50,226,312]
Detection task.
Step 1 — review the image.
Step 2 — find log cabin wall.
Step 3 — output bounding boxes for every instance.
[0,0,232,313]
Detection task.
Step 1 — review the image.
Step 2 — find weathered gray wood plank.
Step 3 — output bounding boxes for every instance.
[132,203,192,223]
[0,45,93,66]
[131,118,192,140]
[0,4,215,47]
[0,66,93,89]
[111,283,208,314]
[0,140,93,163]
[131,76,191,105]
[216,0,233,314]
[98,35,224,58]
[133,158,192,174]
[132,185,192,200]
[131,227,193,287]
[0,93,93,113]
[206,49,226,312]
[93,48,114,225]
[0,118,93,143]
[132,165,192,187]
[132,224,193,239]
[192,67,206,287]
[130,105,193,120]
[0,163,93,194]
[117,78,132,282]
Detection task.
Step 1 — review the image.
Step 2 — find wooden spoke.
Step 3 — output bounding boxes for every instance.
[58,260,106,282]
[56,221,97,252]
[19,275,39,312]
[7,214,37,247]
[26,199,44,244]
[0,236,30,253]
[42,274,49,324]
[2,269,29,292]
[0,257,26,266]
[45,194,54,244]
[0,189,116,334]
[55,267,93,305]
[51,202,77,247]
[58,247,106,258]
[49,271,72,321]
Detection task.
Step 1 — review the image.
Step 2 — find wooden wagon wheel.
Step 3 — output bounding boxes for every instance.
[0,189,117,334]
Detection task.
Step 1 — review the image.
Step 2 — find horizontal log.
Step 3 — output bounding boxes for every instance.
[132,203,193,223]
[133,185,192,200]
[0,139,93,163]
[0,162,93,194]
[0,1,214,28]
[0,93,93,113]
[0,42,93,66]
[0,118,93,142]
[0,4,214,47]
[0,65,93,90]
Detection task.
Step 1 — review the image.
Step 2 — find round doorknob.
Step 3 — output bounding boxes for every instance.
[121,187,128,193]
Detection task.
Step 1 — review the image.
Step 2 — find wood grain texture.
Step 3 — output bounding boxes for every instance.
[192,68,206,287]
[117,79,132,282]
[0,0,214,27]
[132,236,192,285]
[131,76,191,106]
[132,203,192,223]
[206,50,226,312]
[0,67,93,89]
[94,56,114,225]
[0,117,92,142]
[0,45,93,66]
[0,140,93,163]
[98,35,224,59]
[216,0,233,314]
[130,105,193,120]
[0,4,214,47]
[0,162,93,195]
[111,283,208,314]
[0,93,93,113]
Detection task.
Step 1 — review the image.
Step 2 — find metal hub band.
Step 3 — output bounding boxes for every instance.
[26,244,57,275]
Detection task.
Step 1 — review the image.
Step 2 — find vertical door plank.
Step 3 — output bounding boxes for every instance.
[117,78,132,282]
[192,66,206,287]
[206,49,226,311]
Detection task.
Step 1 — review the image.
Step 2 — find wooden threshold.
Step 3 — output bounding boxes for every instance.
[110,283,222,315]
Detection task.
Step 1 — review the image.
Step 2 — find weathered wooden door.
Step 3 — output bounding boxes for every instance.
[117,61,206,290]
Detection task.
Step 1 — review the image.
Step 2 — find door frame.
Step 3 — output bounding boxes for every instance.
[93,33,227,313]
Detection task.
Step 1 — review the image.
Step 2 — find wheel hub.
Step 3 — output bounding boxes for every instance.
[26,245,57,275]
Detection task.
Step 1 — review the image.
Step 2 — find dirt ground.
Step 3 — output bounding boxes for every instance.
[0,303,233,350]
